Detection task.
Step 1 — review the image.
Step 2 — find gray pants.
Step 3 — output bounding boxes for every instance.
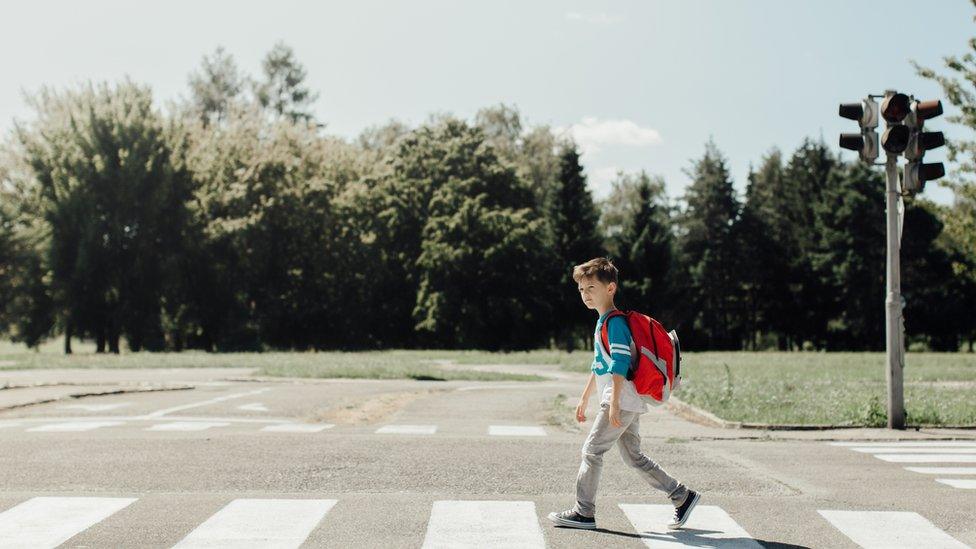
[572,402,688,518]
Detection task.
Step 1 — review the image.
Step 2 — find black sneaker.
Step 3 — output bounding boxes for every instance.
[667,490,701,530]
[548,509,596,530]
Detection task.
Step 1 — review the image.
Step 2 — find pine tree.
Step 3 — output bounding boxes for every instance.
[547,144,604,350]
[677,140,743,349]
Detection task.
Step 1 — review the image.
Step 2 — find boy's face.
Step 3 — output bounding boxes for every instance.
[577,275,616,311]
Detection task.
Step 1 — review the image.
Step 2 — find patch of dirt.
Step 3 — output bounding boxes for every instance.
[308,389,446,425]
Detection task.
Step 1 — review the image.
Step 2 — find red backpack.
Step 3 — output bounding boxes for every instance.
[599,310,682,405]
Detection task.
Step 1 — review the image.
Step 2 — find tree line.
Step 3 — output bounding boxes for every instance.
[0,43,974,353]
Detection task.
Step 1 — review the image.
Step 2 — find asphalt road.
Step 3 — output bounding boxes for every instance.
[0,365,973,548]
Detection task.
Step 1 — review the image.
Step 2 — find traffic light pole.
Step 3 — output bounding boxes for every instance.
[884,152,906,429]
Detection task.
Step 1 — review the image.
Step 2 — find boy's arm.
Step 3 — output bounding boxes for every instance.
[607,317,632,427]
[576,372,596,422]
[580,371,596,400]
[606,317,632,400]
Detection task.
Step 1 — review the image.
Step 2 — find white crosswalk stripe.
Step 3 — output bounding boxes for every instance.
[850,447,976,454]
[421,500,545,548]
[0,496,136,549]
[172,498,337,548]
[833,441,976,490]
[935,478,976,489]
[905,467,976,475]
[146,421,230,431]
[375,424,437,435]
[830,441,976,447]
[874,454,976,463]
[619,504,762,548]
[26,421,125,432]
[261,423,334,433]
[818,510,969,549]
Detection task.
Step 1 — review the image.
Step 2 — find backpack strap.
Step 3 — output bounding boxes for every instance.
[599,310,627,359]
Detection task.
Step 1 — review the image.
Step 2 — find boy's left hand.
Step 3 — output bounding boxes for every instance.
[609,401,622,428]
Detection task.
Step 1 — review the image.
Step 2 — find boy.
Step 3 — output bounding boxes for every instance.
[548,257,700,531]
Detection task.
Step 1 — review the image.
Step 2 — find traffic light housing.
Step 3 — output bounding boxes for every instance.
[838,98,879,163]
[880,93,911,154]
[901,99,945,194]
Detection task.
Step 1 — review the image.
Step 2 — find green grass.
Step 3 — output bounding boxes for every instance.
[0,340,546,383]
[666,352,976,427]
[3,339,974,426]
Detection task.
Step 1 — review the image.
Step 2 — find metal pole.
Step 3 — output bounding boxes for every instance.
[884,152,905,429]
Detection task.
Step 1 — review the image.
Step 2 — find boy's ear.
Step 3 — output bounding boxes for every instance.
[607,281,616,295]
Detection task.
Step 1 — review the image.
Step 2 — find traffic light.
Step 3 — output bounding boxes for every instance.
[902,99,946,194]
[880,93,911,154]
[839,98,879,163]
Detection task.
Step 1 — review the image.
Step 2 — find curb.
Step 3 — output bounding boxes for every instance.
[666,396,976,433]
[0,384,195,412]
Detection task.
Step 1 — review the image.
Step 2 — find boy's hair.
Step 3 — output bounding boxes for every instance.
[572,257,619,286]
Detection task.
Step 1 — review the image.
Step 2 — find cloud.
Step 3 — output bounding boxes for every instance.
[557,117,662,155]
[565,11,620,24]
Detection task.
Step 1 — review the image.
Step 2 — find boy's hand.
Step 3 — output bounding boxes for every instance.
[575,397,588,423]
[609,401,622,428]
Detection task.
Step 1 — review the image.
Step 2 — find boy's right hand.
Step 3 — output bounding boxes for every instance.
[575,398,588,423]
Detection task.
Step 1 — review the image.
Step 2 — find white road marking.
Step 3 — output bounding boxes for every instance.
[829,441,976,447]
[422,500,545,549]
[818,510,968,549]
[59,403,132,412]
[619,504,761,548]
[850,447,976,454]
[172,498,336,548]
[905,467,976,475]
[146,421,229,432]
[237,402,269,412]
[5,415,296,425]
[873,454,976,463]
[261,423,334,433]
[0,496,136,548]
[144,388,271,418]
[0,421,21,429]
[26,421,124,432]
[376,424,437,435]
[935,479,976,489]
[488,426,547,437]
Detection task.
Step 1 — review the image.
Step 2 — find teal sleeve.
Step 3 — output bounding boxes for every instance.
[607,316,633,377]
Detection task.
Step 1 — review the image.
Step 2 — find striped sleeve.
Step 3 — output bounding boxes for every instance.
[606,316,633,377]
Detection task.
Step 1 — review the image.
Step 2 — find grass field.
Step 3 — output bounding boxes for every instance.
[2,339,973,427]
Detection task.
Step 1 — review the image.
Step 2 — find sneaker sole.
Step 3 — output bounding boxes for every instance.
[667,492,701,530]
[547,512,597,530]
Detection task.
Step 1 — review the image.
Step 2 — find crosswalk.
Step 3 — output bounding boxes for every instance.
[0,419,553,436]
[830,440,976,490]
[0,495,968,548]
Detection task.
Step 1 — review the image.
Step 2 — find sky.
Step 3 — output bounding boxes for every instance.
[2,0,973,205]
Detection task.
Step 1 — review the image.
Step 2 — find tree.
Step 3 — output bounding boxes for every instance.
[811,161,885,350]
[187,46,245,126]
[411,119,556,349]
[255,42,319,123]
[15,81,192,353]
[547,144,604,350]
[677,140,743,349]
[738,149,795,349]
[601,171,675,324]
[915,5,976,350]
